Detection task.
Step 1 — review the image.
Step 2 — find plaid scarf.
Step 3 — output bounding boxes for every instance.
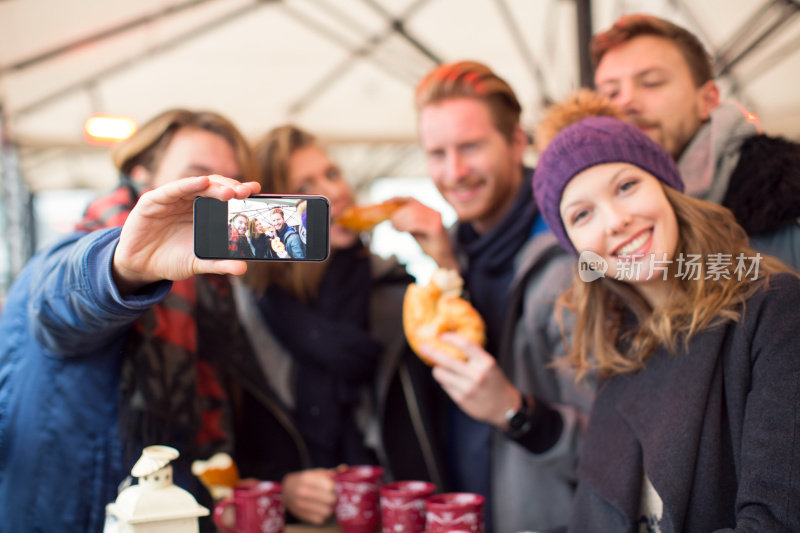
[228,227,253,258]
[76,177,235,467]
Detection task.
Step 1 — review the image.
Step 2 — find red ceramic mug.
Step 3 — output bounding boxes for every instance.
[334,465,385,533]
[424,492,485,533]
[380,480,436,533]
[213,480,284,533]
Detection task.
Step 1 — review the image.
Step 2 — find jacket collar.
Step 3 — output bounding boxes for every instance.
[677,100,759,204]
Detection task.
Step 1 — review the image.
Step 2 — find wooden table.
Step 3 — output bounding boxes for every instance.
[285,525,340,533]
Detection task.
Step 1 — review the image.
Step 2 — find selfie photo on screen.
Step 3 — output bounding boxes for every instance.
[228,197,307,259]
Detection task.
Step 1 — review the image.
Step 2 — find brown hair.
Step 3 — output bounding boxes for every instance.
[244,125,329,300]
[415,61,522,142]
[590,14,714,87]
[112,108,255,180]
[534,89,625,152]
[559,187,792,381]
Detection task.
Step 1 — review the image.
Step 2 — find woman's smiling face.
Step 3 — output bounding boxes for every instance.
[560,162,679,302]
[287,145,358,250]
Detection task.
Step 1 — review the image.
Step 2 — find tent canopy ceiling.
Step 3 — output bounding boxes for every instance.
[2,0,799,192]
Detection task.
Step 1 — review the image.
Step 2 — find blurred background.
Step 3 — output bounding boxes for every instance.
[2,0,799,297]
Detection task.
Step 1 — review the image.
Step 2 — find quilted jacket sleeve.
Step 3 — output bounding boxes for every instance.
[28,228,171,357]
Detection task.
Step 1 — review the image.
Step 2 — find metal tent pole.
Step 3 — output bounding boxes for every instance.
[0,0,216,75]
[0,103,35,300]
[11,0,268,119]
[714,0,800,77]
[283,0,434,116]
[576,0,594,88]
[494,0,555,106]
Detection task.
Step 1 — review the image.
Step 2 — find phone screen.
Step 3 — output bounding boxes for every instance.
[194,195,330,261]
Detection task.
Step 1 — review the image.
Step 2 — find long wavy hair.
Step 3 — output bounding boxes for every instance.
[242,125,330,301]
[559,185,792,380]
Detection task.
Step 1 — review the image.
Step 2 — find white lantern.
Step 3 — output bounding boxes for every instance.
[105,445,209,533]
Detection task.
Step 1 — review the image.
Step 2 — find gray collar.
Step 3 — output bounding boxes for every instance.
[677,100,760,204]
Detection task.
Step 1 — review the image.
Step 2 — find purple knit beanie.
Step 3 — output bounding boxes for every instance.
[533,116,685,256]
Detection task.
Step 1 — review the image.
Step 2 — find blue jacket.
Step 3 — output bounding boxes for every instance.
[0,228,170,532]
[276,225,305,259]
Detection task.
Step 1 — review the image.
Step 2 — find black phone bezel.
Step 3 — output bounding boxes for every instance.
[193,194,330,262]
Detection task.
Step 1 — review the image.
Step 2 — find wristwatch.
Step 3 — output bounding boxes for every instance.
[504,394,533,439]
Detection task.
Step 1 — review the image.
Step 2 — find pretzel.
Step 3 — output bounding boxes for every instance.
[271,237,289,258]
[335,198,406,232]
[403,269,486,365]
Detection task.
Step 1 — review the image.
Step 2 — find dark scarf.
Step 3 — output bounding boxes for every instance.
[76,176,235,468]
[257,244,383,467]
[456,171,538,355]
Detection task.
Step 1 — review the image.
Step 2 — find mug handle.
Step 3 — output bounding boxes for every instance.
[213,498,237,533]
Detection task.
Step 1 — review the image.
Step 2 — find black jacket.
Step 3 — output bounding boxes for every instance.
[223,256,449,497]
[722,133,800,236]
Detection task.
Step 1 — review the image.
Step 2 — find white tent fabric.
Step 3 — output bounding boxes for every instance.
[1,0,799,296]
[2,0,800,194]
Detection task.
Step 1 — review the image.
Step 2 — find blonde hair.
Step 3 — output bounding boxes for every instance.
[243,125,329,300]
[248,217,264,237]
[415,61,522,142]
[112,108,255,180]
[560,187,793,380]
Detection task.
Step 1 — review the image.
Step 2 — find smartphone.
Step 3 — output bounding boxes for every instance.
[194,195,330,261]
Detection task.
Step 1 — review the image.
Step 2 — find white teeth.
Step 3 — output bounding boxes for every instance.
[617,230,651,256]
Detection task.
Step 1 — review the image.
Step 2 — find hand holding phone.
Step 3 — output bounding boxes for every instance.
[116,176,260,294]
[194,194,330,262]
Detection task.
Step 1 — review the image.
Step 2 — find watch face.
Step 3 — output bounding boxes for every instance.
[509,410,527,430]
[506,396,532,437]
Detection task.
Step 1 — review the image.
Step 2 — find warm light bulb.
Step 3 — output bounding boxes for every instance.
[84,114,137,144]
